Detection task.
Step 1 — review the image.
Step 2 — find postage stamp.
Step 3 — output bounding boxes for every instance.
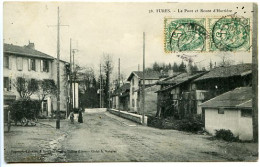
[209,16,251,51]
[164,18,206,53]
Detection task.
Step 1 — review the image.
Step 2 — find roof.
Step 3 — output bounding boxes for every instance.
[4,43,54,60]
[194,64,252,82]
[127,71,160,81]
[200,87,252,109]
[155,72,207,93]
[111,83,130,97]
[237,100,252,109]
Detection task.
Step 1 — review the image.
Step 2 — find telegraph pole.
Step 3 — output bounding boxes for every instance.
[73,49,76,109]
[118,58,120,88]
[118,58,120,110]
[142,32,145,125]
[48,7,69,129]
[56,7,61,129]
[252,3,258,142]
[69,38,73,115]
[100,64,102,108]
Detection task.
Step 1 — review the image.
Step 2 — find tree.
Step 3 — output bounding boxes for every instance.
[190,64,199,74]
[102,54,114,108]
[173,62,179,72]
[37,79,57,103]
[13,77,39,100]
[152,62,161,72]
[77,66,99,108]
[178,61,186,72]
[218,53,235,67]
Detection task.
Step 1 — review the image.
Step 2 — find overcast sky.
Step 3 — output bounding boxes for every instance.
[3,2,253,80]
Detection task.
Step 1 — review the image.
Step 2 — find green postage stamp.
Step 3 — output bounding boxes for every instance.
[164,16,251,52]
[164,18,206,52]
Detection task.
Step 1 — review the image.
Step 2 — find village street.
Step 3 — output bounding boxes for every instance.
[4,109,258,162]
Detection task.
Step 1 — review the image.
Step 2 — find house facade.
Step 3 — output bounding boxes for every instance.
[3,42,70,116]
[111,83,130,111]
[155,72,207,118]
[127,71,160,113]
[200,87,253,141]
[193,63,252,116]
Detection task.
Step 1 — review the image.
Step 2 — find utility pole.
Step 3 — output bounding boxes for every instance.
[118,58,120,110]
[252,3,258,142]
[73,49,76,109]
[69,38,73,115]
[100,63,102,108]
[48,7,69,129]
[118,58,120,88]
[142,32,145,125]
[56,7,61,129]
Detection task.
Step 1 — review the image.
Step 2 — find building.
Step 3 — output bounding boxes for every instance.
[127,71,160,113]
[3,42,71,116]
[200,87,253,141]
[193,63,252,115]
[193,63,252,96]
[155,72,206,118]
[111,83,130,111]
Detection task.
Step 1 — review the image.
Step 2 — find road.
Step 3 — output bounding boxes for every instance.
[4,109,258,162]
[60,109,257,162]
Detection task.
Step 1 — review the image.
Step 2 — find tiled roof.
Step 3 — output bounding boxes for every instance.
[237,100,252,109]
[127,71,160,81]
[194,64,252,82]
[156,72,206,93]
[200,87,252,109]
[4,43,54,60]
[111,83,130,97]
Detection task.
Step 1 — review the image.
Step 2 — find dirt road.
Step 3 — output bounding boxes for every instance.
[4,109,258,162]
[60,109,258,162]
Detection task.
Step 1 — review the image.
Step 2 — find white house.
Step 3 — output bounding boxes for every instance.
[3,42,72,116]
[127,71,160,113]
[200,87,253,141]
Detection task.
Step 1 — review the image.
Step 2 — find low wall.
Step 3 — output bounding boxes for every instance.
[109,109,147,125]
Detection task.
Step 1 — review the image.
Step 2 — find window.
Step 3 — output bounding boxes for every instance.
[4,56,9,68]
[4,77,11,91]
[218,108,224,114]
[40,60,49,72]
[132,99,135,107]
[28,58,36,71]
[16,57,23,71]
[241,109,252,117]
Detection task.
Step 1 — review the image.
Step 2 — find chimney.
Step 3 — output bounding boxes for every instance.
[25,41,35,50]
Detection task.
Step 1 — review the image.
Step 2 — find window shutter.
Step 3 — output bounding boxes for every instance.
[47,61,49,72]
[28,59,31,71]
[8,56,12,70]
[9,78,12,91]
[35,59,38,72]
[17,57,23,71]
[40,60,43,72]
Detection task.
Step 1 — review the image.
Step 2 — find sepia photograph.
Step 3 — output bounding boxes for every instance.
[1,1,258,164]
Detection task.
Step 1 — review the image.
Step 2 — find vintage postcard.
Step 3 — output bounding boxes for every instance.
[2,1,258,164]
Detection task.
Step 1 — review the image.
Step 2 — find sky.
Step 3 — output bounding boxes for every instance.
[3,2,253,80]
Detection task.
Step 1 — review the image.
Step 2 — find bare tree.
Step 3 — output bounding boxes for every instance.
[37,79,57,103]
[217,53,235,67]
[12,77,39,100]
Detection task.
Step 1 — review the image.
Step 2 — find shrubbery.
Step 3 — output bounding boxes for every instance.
[148,115,203,133]
[215,129,239,142]
[174,116,203,132]
[9,99,41,123]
